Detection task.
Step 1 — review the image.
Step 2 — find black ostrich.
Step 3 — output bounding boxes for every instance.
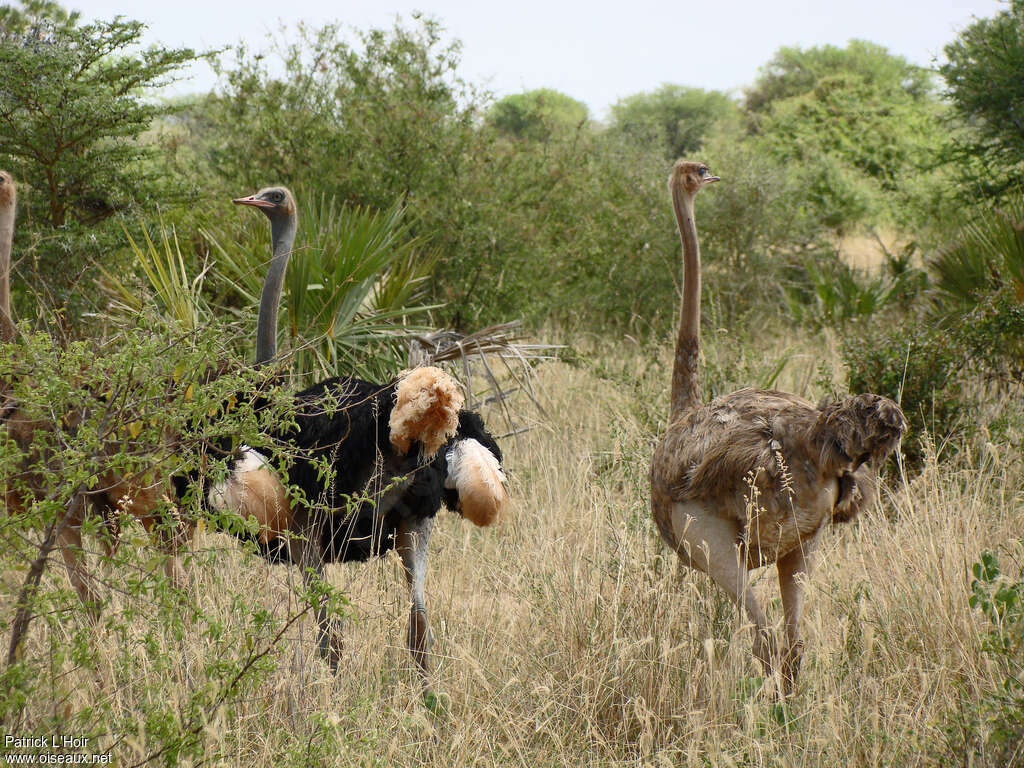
[190,187,507,684]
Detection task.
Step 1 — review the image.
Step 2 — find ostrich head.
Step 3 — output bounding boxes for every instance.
[668,160,720,196]
[233,186,296,221]
[0,171,15,212]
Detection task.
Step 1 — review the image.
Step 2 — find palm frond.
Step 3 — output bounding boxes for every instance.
[788,254,905,327]
[99,218,212,334]
[927,195,1024,316]
[202,191,435,379]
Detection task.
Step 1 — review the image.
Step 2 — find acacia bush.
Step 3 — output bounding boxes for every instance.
[196,18,481,211]
[0,2,201,319]
[0,321,347,761]
[944,543,1024,766]
[841,316,963,466]
[954,285,1024,386]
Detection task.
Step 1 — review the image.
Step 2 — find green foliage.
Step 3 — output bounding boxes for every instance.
[942,0,1024,194]
[744,39,933,114]
[0,5,198,228]
[841,316,963,466]
[199,18,480,211]
[99,219,213,336]
[92,191,434,380]
[955,284,1024,385]
[190,17,520,329]
[0,1,201,319]
[786,255,909,327]
[488,88,590,141]
[0,0,78,35]
[924,198,1024,384]
[609,84,737,159]
[203,193,435,380]
[153,19,951,334]
[948,545,1024,766]
[745,41,948,233]
[427,128,681,330]
[927,195,1024,315]
[694,134,823,265]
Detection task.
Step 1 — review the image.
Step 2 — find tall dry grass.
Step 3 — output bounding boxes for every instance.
[3,335,1021,766]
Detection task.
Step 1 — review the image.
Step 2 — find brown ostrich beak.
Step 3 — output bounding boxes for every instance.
[232,194,274,209]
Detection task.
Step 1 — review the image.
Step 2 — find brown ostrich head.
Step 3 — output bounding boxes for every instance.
[0,171,15,210]
[668,160,720,196]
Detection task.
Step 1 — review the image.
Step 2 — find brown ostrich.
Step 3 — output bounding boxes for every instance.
[0,171,16,343]
[0,171,189,624]
[650,160,907,693]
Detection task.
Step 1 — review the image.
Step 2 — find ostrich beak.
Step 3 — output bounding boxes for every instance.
[704,174,721,184]
[232,194,274,209]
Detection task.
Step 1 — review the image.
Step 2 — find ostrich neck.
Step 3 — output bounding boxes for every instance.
[0,205,15,343]
[669,185,701,420]
[255,213,296,365]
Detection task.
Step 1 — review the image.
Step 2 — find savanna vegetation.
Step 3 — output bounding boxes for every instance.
[1,0,1023,764]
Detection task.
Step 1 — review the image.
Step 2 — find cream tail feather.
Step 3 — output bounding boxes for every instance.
[207,447,292,545]
[444,438,507,527]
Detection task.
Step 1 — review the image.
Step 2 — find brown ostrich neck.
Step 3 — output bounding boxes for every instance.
[0,195,15,343]
[669,182,701,420]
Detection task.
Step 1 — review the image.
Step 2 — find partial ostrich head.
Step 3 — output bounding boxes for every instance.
[668,160,720,197]
[0,170,17,343]
[233,186,298,365]
[0,171,15,211]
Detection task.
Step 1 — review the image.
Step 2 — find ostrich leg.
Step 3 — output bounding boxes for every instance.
[289,524,342,670]
[672,507,777,676]
[777,531,821,694]
[57,525,102,618]
[396,516,434,686]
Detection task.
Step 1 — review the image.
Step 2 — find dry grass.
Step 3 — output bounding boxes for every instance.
[836,227,912,272]
[4,334,1022,766]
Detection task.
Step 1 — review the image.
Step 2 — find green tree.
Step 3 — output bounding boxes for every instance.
[0,2,198,228]
[486,88,589,141]
[0,0,78,35]
[745,39,932,115]
[941,0,1024,194]
[744,41,947,232]
[608,84,737,158]
[199,18,482,210]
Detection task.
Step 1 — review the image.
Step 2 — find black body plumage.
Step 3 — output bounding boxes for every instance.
[221,376,501,564]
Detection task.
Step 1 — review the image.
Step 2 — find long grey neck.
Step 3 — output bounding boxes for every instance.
[669,185,701,420]
[0,204,15,343]
[254,213,296,365]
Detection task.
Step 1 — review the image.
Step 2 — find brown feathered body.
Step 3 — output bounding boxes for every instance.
[650,160,907,693]
[652,388,906,569]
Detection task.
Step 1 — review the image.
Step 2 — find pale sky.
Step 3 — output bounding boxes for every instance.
[64,0,1005,117]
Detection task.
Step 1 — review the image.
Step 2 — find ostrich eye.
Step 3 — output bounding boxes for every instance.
[273,192,283,202]
[699,167,708,177]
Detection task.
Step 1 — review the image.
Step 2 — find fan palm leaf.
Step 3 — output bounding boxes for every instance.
[928,195,1024,317]
[203,191,436,379]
